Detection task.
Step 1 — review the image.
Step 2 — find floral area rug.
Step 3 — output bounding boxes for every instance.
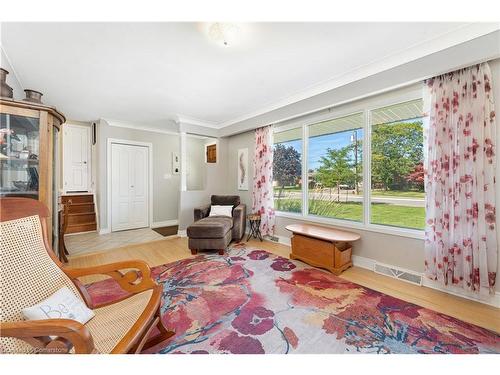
[86,244,500,354]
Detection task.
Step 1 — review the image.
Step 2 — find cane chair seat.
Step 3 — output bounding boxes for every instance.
[86,289,153,353]
[0,215,84,354]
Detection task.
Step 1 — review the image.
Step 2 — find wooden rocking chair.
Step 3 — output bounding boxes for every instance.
[0,197,174,354]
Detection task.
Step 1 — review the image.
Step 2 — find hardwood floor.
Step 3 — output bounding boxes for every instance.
[65,227,164,256]
[67,236,500,333]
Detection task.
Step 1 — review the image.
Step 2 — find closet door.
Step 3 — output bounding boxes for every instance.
[129,145,149,228]
[111,143,149,231]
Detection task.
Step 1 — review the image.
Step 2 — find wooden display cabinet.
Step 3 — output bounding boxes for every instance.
[0,97,66,247]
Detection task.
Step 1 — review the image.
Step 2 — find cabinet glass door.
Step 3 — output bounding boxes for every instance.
[0,113,40,199]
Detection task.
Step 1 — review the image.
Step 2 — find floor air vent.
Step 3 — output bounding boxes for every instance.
[373,263,422,286]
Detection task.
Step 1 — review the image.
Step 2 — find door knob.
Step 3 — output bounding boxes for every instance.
[83,161,87,164]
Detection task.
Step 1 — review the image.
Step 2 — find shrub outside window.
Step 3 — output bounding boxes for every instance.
[273,128,302,214]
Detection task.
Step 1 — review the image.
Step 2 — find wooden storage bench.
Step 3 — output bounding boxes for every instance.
[285,223,361,275]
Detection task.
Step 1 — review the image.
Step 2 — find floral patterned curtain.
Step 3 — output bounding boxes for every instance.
[252,126,275,236]
[424,62,497,294]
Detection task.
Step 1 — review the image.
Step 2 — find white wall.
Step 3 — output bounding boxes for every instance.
[1,46,23,99]
[178,137,229,230]
[224,58,500,294]
[227,131,254,210]
[186,136,207,191]
[96,119,180,231]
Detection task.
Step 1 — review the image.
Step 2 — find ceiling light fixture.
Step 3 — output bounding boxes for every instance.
[207,23,241,47]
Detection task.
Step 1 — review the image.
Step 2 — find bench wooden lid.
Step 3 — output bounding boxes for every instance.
[285,223,360,242]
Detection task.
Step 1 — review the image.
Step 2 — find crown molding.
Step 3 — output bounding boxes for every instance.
[101,117,220,138]
[176,114,219,129]
[101,118,180,135]
[185,133,212,140]
[216,23,500,129]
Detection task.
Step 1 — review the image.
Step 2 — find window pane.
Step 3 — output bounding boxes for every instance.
[307,113,364,221]
[370,99,425,230]
[273,128,302,213]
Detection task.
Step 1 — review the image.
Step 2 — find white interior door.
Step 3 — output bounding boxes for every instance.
[63,124,90,192]
[111,143,149,232]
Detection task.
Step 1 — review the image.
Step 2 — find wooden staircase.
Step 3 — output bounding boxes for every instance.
[61,194,97,234]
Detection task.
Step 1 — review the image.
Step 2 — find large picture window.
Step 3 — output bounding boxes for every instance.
[308,113,364,222]
[272,90,425,237]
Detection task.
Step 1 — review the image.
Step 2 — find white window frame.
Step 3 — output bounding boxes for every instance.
[273,84,425,240]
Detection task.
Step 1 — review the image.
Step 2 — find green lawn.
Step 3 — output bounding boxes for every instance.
[275,198,425,230]
[371,190,424,199]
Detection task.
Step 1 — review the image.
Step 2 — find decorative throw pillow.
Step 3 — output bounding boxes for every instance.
[209,205,233,218]
[22,286,95,324]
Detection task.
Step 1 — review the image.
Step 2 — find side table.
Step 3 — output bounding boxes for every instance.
[247,213,263,241]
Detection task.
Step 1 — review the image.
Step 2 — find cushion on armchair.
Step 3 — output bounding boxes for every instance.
[22,286,95,324]
[209,205,233,217]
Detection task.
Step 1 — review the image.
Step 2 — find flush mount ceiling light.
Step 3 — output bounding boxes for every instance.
[207,23,241,47]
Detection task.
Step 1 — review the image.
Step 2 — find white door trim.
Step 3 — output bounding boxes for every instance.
[63,123,92,193]
[107,138,153,232]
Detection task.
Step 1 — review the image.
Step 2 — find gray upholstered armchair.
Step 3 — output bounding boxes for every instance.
[193,195,246,241]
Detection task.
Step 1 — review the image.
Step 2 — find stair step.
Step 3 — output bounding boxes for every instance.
[67,213,96,225]
[68,203,95,214]
[66,222,97,234]
[62,194,93,204]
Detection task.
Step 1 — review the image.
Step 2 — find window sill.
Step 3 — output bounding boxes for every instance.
[274,211,425,240]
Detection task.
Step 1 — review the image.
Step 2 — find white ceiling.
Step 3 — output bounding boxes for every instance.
[1,22,498,130]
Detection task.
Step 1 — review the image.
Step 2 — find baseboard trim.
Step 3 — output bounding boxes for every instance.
[177,229,187,237]
[151,220,179,229]
[352,254,500,308]
[257,234,292,246]
[351,254,376,270]
[98,228,111,235]
[276,235,291,246]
